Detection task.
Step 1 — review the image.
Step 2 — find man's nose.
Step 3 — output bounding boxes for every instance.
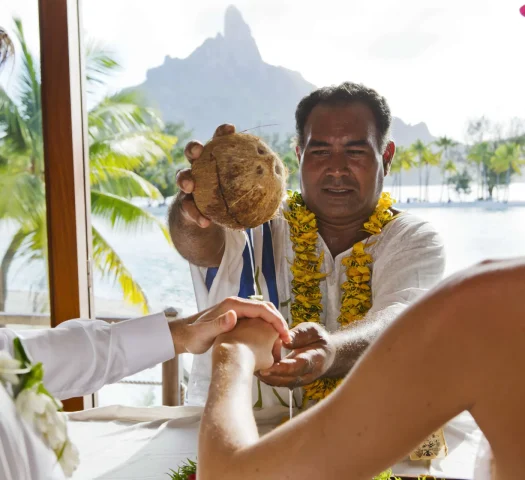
[327,151,349,177]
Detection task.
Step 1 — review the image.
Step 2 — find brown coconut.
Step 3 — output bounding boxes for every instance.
[192,133,287,229]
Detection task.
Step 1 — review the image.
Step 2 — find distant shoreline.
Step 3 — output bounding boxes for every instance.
[141,199,525,214]
[395,200,525,209]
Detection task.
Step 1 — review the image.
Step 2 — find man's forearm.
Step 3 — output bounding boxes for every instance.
[199,343,259,479]
[169,193,226,267]
[324,307,401,378]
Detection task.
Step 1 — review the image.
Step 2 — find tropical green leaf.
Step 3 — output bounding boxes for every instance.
[89,145,144,171]
[422,149,441,167]
[0,88,34,155]
[0,171,45,222]
[0,227,30,309]
[1,18,175,313]
[85,41,120,89]
[91,226,149,313]
[91,190,170,242]
[88,91,164,141]
[391,146,415,173]
[434,136,458,150]
[13,18,41,125]
[468,141,493,166]
[91,167,164,200]
[90,132,177,164]
[490,143,524,175]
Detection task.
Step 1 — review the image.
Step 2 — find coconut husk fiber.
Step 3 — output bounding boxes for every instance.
[192,133,287,229]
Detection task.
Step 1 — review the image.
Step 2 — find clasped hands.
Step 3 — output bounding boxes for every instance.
[195,297,336,387]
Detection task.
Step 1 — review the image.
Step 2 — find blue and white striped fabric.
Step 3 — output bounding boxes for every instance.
[205,222,279,309]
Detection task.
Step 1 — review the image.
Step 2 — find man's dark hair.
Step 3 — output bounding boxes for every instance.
[295,81,392,152]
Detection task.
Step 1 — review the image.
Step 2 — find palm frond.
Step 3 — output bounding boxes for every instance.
[89,145,144,171]
[0,88,33,154]
[91,167,164,200]
[19,219,46,263]
[91,226,149,313]
[490,143,523,175]
[88,91,164,139]
[0,170,45,223]
[13,18,41,125]
[85,41,120,88]
[90,132,177,164]
[91,190,170,242]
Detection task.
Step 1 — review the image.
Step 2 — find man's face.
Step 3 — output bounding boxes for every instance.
[298,102,394,225]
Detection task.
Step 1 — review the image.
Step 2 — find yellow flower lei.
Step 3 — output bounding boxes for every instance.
[284,191,396,402]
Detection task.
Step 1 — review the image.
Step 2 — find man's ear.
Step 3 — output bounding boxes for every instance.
[295,145,302,162]
[382,141,395,176]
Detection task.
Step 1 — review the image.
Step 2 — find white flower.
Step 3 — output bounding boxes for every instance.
[0,351,23,385]
[15,387,78,476]
[7,339,79,478]
[15,386,47,423]
[58,439,80,477]
[17,388,67,449]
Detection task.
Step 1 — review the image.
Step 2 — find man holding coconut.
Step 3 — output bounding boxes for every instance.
[169,82,465,462]
[170,81,443,401]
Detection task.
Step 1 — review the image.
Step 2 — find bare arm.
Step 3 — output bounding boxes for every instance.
[199,258,525,479]
[259,216,445,387]
[168,190,225,267]
[324,306,399,377]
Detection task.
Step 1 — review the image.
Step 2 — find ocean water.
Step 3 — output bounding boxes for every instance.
[1,183,525,406]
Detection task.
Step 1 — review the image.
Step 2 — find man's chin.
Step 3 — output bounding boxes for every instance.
[316,202,365,222]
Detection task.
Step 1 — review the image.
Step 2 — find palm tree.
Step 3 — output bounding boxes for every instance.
[434,136,458,202]
[441,160,458,202]
[410,140,439,202]
[489,143,525,202]
[467,142,494,200]
[468,141,493,199]
[389,146,415,202]
[0,18,176,312]
[410,140,427,202]
[421,149,441,202]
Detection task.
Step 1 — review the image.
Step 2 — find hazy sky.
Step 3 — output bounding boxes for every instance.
[2,0,525,141]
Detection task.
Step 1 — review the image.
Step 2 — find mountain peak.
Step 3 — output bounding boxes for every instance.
[136,6,432,150]
[224,5,250,39]
[223,5,261,64]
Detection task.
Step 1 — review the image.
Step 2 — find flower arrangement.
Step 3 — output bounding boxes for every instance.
[0,338,79,477]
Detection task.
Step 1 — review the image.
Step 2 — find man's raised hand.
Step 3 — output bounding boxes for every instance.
[176,124,236,228]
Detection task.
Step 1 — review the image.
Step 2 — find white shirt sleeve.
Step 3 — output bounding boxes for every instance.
[369,213,446,318]
[0,312,175,400]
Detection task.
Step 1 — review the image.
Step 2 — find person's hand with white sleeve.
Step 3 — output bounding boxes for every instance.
[0,296,290,400]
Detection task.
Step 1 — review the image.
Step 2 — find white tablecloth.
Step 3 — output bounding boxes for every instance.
[67,406,482,479]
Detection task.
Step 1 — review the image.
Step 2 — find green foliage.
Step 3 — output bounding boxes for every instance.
[0,17,176,312]
[260,132,299,190]
[167,458,197,480]
[448,169,473,197]
[372,469,395,480]
[12,338,57,407]
[135,122,193,198]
